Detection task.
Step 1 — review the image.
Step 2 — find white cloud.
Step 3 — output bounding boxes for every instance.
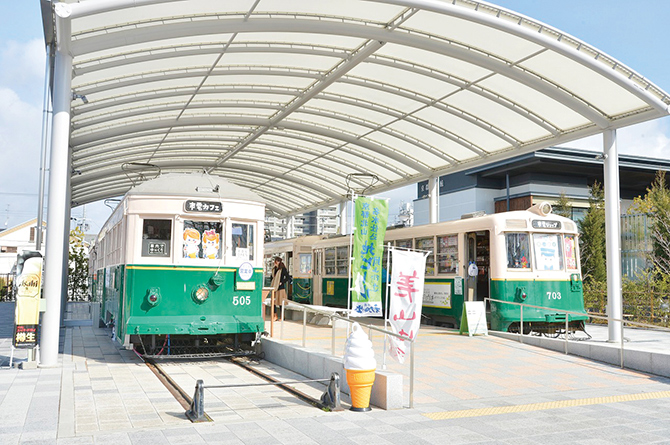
[558,116,670,158]
[0,87,42,228]
[0,39,45,90]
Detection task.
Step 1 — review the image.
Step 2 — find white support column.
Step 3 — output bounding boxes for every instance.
[40,11,73,366]
[429,176,439,224]
[339,201,348,235]
[603,129,623,343]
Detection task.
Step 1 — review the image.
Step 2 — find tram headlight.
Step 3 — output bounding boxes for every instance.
[192,285,209,303]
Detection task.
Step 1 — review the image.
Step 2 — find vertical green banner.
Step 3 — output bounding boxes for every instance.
[351,196,388,316]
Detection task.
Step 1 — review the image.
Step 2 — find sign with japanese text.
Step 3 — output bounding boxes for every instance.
[423,282,451,308]
[184,200,223,213]
[531,220,561,230]
[14,255,43,348]
[388,249,428,364]
[459,301,488,336]
[351,196,389,316]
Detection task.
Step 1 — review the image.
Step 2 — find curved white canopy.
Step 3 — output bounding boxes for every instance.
[45,0,670,216]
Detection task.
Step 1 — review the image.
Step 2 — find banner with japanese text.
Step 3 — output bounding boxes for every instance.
[13,255,43,349]
[388,249,428,363]
[351,196,388,316]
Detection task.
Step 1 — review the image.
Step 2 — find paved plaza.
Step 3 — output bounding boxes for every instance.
[2,302,670,444]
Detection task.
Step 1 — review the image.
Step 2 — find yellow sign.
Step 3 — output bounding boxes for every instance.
[326,281,334,295]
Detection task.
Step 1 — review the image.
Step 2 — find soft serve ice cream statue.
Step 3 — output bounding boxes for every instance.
[343,322,377,411]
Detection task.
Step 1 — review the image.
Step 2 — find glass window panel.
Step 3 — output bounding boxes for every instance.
[564,235,578,270]
[183,220,222,260]
[506,233,531,269]
[141,219,171,257]
[337,246,350,276]
[324,247,336,275]
[396,239,413,249]
[416,237,435,275]
[298,253,312,274]
[437,234,458,274]
[533,233,563,271]
[232,223,254,261]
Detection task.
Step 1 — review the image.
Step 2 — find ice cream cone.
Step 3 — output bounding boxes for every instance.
[346,368,376,411]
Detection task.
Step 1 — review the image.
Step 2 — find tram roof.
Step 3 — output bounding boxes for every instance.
[125,172,264,203]
[43,0,670,217]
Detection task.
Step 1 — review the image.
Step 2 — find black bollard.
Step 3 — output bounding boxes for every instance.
[186,379,205,422]
[320,372,343,411]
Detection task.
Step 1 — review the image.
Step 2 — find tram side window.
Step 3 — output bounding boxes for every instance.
[437,235,458,274]
[416,237,435,275]
[183,220,222,259]
[141,219,172,257]
[298,253,312,274]
[336,246,349,275]
[564,235,578,270]
[232,223,254,261]
[506,233,530,269]
[324,248,336,275]
[533,233,563,271]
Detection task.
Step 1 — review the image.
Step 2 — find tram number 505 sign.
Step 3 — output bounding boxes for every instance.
[547,291,562,300]
[233,295,251,305]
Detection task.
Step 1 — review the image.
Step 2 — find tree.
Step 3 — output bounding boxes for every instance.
[628,170,670,275]
[578,181,606,283]
[553,191,573,219]
[68,226,89,301]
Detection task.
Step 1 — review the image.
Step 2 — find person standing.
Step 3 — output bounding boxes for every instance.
[271,257,290,321]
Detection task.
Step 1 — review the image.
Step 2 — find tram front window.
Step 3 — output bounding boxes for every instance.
[232,223,254,261]
[506,233,530,269]
[533,233,563,271]
[142,219,172,257]
[183,220,223,259]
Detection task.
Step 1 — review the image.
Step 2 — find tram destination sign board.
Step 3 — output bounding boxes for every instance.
[184,200,223,213]
[532,220,561,230]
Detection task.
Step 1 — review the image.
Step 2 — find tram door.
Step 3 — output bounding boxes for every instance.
[313,249,323,306]
[465,231,490,303]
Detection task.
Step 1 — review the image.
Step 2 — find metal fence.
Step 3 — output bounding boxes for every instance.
[621,213,652,278]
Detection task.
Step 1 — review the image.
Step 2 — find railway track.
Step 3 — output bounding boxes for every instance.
[142,354,332,423]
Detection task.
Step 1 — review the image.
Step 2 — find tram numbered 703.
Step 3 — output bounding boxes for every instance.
[89,173,266,356]
[264,203,589,334]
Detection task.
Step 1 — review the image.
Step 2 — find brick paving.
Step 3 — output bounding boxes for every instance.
[2,302,670,444]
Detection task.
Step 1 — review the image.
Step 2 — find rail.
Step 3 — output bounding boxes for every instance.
[268,296,417,408]
[486,297,670,370]
[186,372,342,422]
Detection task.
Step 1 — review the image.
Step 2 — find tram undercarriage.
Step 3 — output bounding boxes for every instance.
[131,332,264,359]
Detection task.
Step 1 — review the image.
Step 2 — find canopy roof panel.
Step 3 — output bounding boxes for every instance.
[46,0,670,216]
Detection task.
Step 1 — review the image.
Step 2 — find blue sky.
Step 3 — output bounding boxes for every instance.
[1,0,669,232]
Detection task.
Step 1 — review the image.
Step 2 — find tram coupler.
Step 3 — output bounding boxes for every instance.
[320,372,343,411]
[186,379,208,422]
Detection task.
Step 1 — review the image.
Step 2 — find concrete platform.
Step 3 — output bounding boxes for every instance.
[3,302,670,444]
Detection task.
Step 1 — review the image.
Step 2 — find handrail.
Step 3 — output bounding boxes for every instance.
[275,299,416,408]
[486,297,670,370]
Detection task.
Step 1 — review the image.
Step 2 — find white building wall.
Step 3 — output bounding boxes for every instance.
[0,220,45,275]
